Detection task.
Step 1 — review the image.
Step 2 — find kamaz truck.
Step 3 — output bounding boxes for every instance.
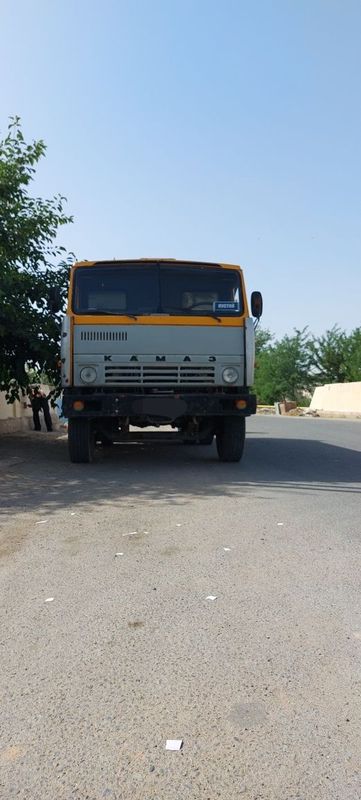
[60,258,263,462]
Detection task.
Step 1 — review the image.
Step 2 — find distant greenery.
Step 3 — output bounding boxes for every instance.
[0,117,73,401]
[254,325,361,405]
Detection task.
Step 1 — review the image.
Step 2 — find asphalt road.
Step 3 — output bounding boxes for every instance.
[1,416,361,800]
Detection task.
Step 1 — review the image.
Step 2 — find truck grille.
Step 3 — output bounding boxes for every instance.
[104,364,215,385]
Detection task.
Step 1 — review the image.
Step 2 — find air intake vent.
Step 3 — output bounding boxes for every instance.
[104,364,215,385]
[80,330,127,342]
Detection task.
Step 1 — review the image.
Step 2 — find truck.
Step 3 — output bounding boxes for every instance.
[60,258,263,463]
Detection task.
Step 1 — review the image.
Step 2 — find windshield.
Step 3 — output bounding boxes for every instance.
[73,263,243,317]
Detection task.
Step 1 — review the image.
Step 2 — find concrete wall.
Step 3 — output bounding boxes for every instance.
[0,386,60,434]
[310,382,361,415]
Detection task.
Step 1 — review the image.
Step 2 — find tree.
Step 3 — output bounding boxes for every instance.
[0,117,73,401]
[255,326,273,354]
[348,328,361,381]
[308,325,361,384]
[254,328,312,404]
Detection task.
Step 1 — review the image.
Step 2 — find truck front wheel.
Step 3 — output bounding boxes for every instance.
[216,417,245,463]
[68,419,95,463]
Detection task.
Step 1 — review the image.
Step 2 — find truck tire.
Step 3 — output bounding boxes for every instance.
[216,417,245,463]
[68,419,95,463]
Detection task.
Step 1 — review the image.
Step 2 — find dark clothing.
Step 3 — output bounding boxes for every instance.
[41,397,53,431]
[30,392,53,432]
[32,407,42,431]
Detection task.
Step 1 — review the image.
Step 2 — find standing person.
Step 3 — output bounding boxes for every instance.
[40,389,53,432]
[28,387,53,432]
[28,387,43,431]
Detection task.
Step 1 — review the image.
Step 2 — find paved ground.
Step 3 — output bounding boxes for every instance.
[0,417,361,800]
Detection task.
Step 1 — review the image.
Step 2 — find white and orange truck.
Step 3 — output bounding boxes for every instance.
[58,258,262,462]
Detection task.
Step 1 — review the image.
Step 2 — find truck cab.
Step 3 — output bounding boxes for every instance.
[61,258,262,462]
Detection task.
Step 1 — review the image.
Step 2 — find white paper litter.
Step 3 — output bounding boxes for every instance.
[115,552,124,557]
[166,739,183,751]
[45,597,54,603]
[223,547,231,552]
[36,520,48,525]
[70,512,76,516]
[277,522,284,526]
[176,523,182,527]
[206,595,217,601]
[122,531,138,536]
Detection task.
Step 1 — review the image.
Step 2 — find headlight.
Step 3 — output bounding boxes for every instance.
[222,367,239,384]
[80,366,97,384]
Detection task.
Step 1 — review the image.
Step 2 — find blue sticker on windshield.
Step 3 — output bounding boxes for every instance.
[213,301,240,312]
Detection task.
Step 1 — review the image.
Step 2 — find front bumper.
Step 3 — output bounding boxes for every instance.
[63,390,257,420]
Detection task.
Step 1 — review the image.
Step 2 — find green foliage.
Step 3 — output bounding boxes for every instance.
[255,327,273,353]
[348,328,361,381]
[0,117,73,401]
[254,324,361,404]
[254,327,312,404]
[309,325,361,383]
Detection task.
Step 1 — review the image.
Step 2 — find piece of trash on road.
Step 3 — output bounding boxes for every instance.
[223,547,231,552]
[36,520,48,525]
[176,523,182,527]
[277,522,284,526]
[45,597,54,603]
[122,531,138,537]
[166,739,183,751]
[70,512,76,516]
[206,595,217,601]
[115,552,124,557]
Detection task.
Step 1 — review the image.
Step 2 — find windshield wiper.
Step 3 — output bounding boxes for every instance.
[87,310,138,320]
[165,309,222,322]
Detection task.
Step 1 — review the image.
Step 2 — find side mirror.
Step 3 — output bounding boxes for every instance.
[49,287,62,313]
[251,291,263,319]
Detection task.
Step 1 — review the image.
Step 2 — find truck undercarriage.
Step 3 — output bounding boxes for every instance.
[63,387,256,463]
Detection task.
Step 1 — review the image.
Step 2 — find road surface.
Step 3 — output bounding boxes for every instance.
[1,417,361,800]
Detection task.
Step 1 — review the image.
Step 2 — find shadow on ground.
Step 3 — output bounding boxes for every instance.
[1,424,360,521]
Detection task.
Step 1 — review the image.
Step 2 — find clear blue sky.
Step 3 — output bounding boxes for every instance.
[2,0,361,337]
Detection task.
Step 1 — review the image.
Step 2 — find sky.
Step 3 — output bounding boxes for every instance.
[1,0,361,337]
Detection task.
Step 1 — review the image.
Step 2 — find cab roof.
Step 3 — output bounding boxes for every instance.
[73,258,241,270]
